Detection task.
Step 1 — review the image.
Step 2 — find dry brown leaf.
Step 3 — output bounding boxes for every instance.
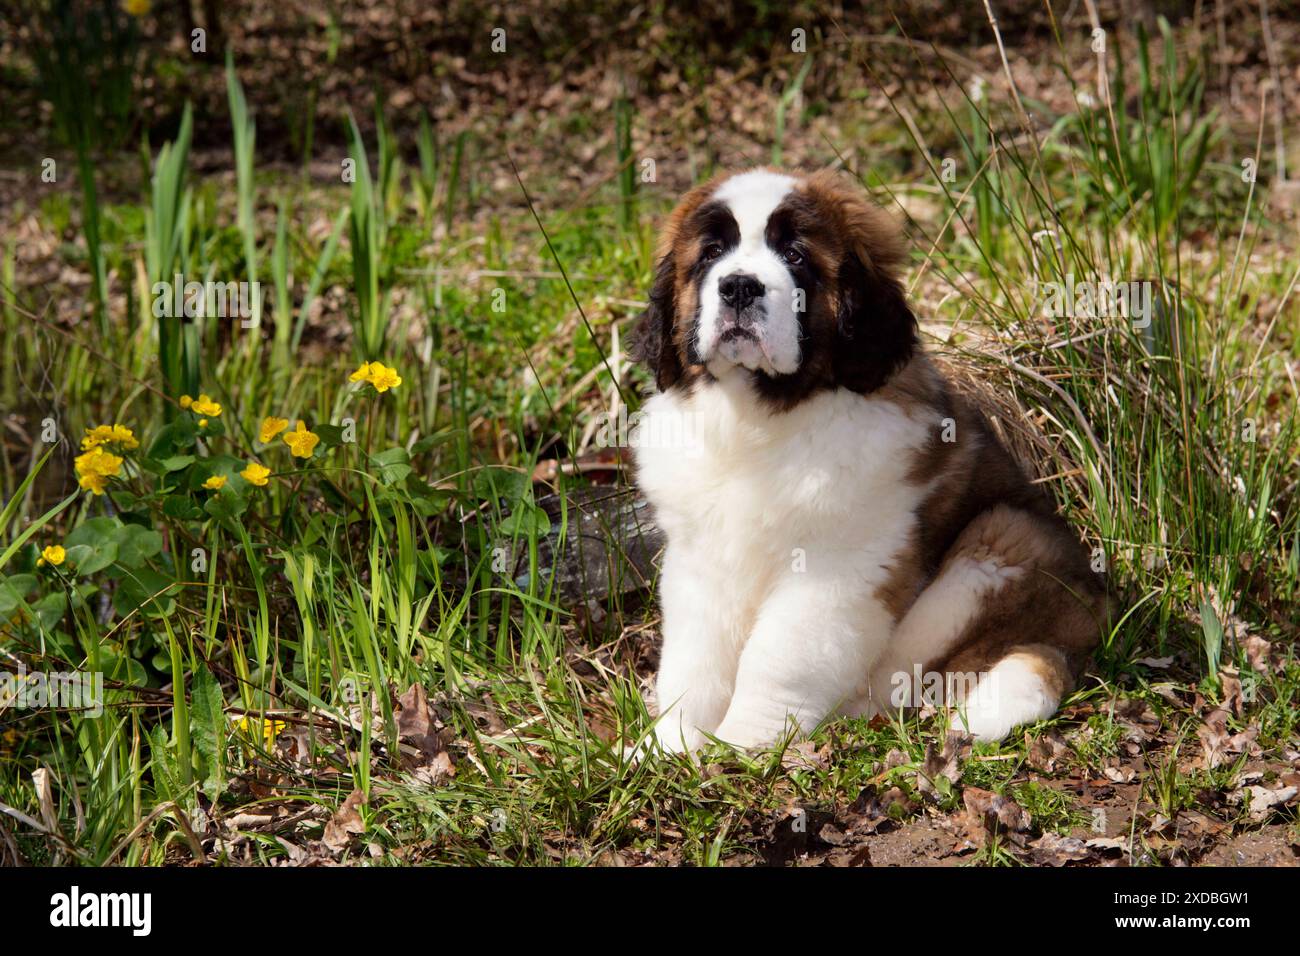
[1086,836,1129,852]
[817,822,847,846]
[1028,831,1091,866]
[962,786,1032,833]
[395,683,434,742]
[781,740,831,774]
[916,731,971,797]
[883,748,909,770]
[1219,667,1244,718]
[941,810,989,853]
[825,844,873,867]
[1244,635,1276,676]
[1103,764,1137,783]
[30,768,58,837]
[394,683,456,784]
[1027,730,1072,773]
[408,750,456,787]
[322,788,366,853]
[1231,783,1300,823]
[1196,708,1262,769]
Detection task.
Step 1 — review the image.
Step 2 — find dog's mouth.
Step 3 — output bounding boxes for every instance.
[711,323,775,374]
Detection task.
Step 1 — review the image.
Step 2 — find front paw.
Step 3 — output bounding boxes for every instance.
[653,720,708,755]
[711,713,791,752]
[618,725,705,764]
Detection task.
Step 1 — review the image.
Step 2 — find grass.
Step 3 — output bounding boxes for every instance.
[0,5,1297,866]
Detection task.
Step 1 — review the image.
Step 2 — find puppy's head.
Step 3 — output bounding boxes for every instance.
[632,168,917,408]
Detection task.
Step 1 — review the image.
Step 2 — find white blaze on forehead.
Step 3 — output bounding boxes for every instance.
[694,170,804,377]
[711,170,798,244]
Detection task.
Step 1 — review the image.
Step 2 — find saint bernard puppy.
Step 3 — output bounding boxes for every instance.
[630,168,1109,752]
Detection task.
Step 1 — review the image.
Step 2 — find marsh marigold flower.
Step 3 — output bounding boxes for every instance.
[81,424,138,451]
[202,475,227,491]
[75,447,123,477]
[179,395,194,409]
[237,716,286,746]
[122,0,151,16]
[75,446,124,495]
[368,362,402,392]
[283,420,320,458]
[259,417,289,443]
[191,394,222,417]
[350,361,401,393]
[240,461,270,486]
[38,545,66,567]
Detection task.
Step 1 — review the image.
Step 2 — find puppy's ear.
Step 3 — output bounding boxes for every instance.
[833,250,917,393]
[811,171,917,392]
[631,252,683,391]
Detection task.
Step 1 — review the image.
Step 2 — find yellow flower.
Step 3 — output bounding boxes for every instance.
[74,446,124,495]
[75,447,123,477]
[81,424,139,451]
[179,395,194,409]
[198,418,208,428]
[38,545,66,567]
[351,361,402,392]
[259,417,289,443]
[283,420,320,459]
[190,394,222,417]
[202,475,227,491]
[122,0,151,16]
[240,461,271,486]
[237,716,287,746]
[367,362,402,393]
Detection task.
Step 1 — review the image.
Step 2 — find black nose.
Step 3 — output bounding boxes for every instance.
[718,273,765,311]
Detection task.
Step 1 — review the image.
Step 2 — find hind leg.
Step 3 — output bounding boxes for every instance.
[946,643,1070,742]
[870,505,1108,741]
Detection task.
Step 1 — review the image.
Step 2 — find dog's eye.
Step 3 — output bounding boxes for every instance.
[783,247,804,266]
[702,243,723,262]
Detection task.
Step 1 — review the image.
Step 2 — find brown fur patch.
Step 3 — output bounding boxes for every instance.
[928,504,1110,685]
[799,169,909,278]
[872,359,1110,700]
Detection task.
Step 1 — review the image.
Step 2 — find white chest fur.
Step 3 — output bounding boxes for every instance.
[632,370,934,751]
